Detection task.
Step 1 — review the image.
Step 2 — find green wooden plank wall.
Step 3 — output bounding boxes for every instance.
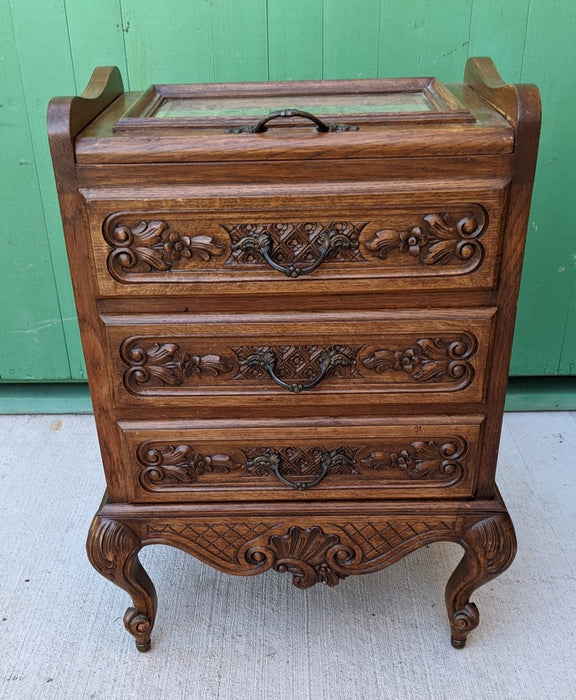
[1,0,575,383]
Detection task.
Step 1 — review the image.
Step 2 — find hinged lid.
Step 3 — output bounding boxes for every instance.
[113,78,474,132]
[75,76,515,163]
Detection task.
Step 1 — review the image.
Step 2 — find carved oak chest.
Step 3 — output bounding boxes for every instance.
[48,58,540,650]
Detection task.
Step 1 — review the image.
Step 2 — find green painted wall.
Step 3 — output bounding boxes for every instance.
[1,0,575,382]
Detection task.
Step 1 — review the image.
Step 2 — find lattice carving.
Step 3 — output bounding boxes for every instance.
[224,222,367,268]
[234,344,361,382]
[144,519,458,587]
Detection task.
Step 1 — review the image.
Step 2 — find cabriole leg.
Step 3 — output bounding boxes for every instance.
[445,512,516,648]
[86,516,157,652]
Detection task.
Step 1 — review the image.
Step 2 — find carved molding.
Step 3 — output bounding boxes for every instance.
[121,339,235,393]
[145,519,458,585]
[362,334,477,386]
[104,218,226,277]
[360,437,467,482]
[135,439,468,491]
[364,208,487,267]
[120,336,478,394]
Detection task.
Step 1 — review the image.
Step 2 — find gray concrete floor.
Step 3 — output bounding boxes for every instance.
[0,412,575,700]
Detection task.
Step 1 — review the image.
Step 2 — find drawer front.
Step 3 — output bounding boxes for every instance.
[117,416,484,502]
[102,309,495,408]
[86,186,508,297]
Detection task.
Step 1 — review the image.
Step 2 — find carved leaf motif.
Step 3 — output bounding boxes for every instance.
[362,335,476,386]
[363,229,400,259]
[188,235,226,261]
[104,218,226,276]
[364,209,486,267]
[121,340,235,392]
[362,437,467,482]
[137,443,241,488]
[360,349,397,373]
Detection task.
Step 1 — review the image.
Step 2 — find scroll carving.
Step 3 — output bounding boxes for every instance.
[362,334,477,386]
[137,443,243,489]
[121,339,235,393]
[135,439,467,492]
[246,526,352,588]
[360,437,467,482]
[364,209,487,267]
[120,335,478,394]
[104,218,226,276]
[145,519,458,587]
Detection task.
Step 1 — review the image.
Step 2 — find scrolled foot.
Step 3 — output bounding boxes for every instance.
[450,602,479,648]
[446,512,516,647]
[87,516,157,650]
[124,606,153,652]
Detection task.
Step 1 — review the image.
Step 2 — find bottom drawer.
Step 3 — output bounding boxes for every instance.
[117,415,484,502]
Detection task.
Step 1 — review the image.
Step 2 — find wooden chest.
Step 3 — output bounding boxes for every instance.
[48,58,540,651]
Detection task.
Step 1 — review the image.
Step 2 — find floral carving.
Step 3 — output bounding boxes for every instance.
[120,340,235,393]
[362,334,477,386]
[104,218,226,276]
[360,437,467,482]
[364,209,486,267]
[137,444,242,489]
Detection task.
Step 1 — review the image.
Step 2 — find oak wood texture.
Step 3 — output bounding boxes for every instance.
[48,57,540,652]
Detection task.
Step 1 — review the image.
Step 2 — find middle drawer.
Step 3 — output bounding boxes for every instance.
[102,308,495,409]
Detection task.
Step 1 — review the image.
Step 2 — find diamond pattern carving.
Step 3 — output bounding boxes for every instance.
[147,523,270,562]
[234,344,362,382]
[223,222,367,266]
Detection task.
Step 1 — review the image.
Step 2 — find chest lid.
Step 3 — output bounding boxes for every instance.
[76,75,514,163]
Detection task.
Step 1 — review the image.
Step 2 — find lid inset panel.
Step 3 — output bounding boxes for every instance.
[114,78,474,132]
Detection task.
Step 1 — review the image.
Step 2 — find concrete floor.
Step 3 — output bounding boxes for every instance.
[0,412,575,700]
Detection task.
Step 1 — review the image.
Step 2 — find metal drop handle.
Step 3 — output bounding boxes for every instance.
[244,347,352,393]
[226,108,359,134]
[247,449,355,490]
[232,228,359,278]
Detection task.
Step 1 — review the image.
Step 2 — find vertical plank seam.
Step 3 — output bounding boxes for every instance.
[61,0,78,94]
[555,267,576,374]
[118,0,131,90]
[466,0,474,64]
[519,0,533,82]
[209,2,217,84]
[265,0,270,81]
[321,0,325,80]
[7,0,73,380]
[376,0,382,77]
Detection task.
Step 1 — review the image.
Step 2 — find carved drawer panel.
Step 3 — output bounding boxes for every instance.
[117,415,484,502]
[102,308,495,409]
[85,185,508,297]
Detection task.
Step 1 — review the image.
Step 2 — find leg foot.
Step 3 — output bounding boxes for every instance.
[87,516,157,650]
[446,512,516,647]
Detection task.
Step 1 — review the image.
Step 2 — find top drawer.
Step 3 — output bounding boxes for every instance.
[84,184,508,297]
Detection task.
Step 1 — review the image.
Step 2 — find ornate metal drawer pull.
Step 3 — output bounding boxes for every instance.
[244,347,352,392]
[226,108,359,134]
[232,229,359,278]
[247,449,355,490]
